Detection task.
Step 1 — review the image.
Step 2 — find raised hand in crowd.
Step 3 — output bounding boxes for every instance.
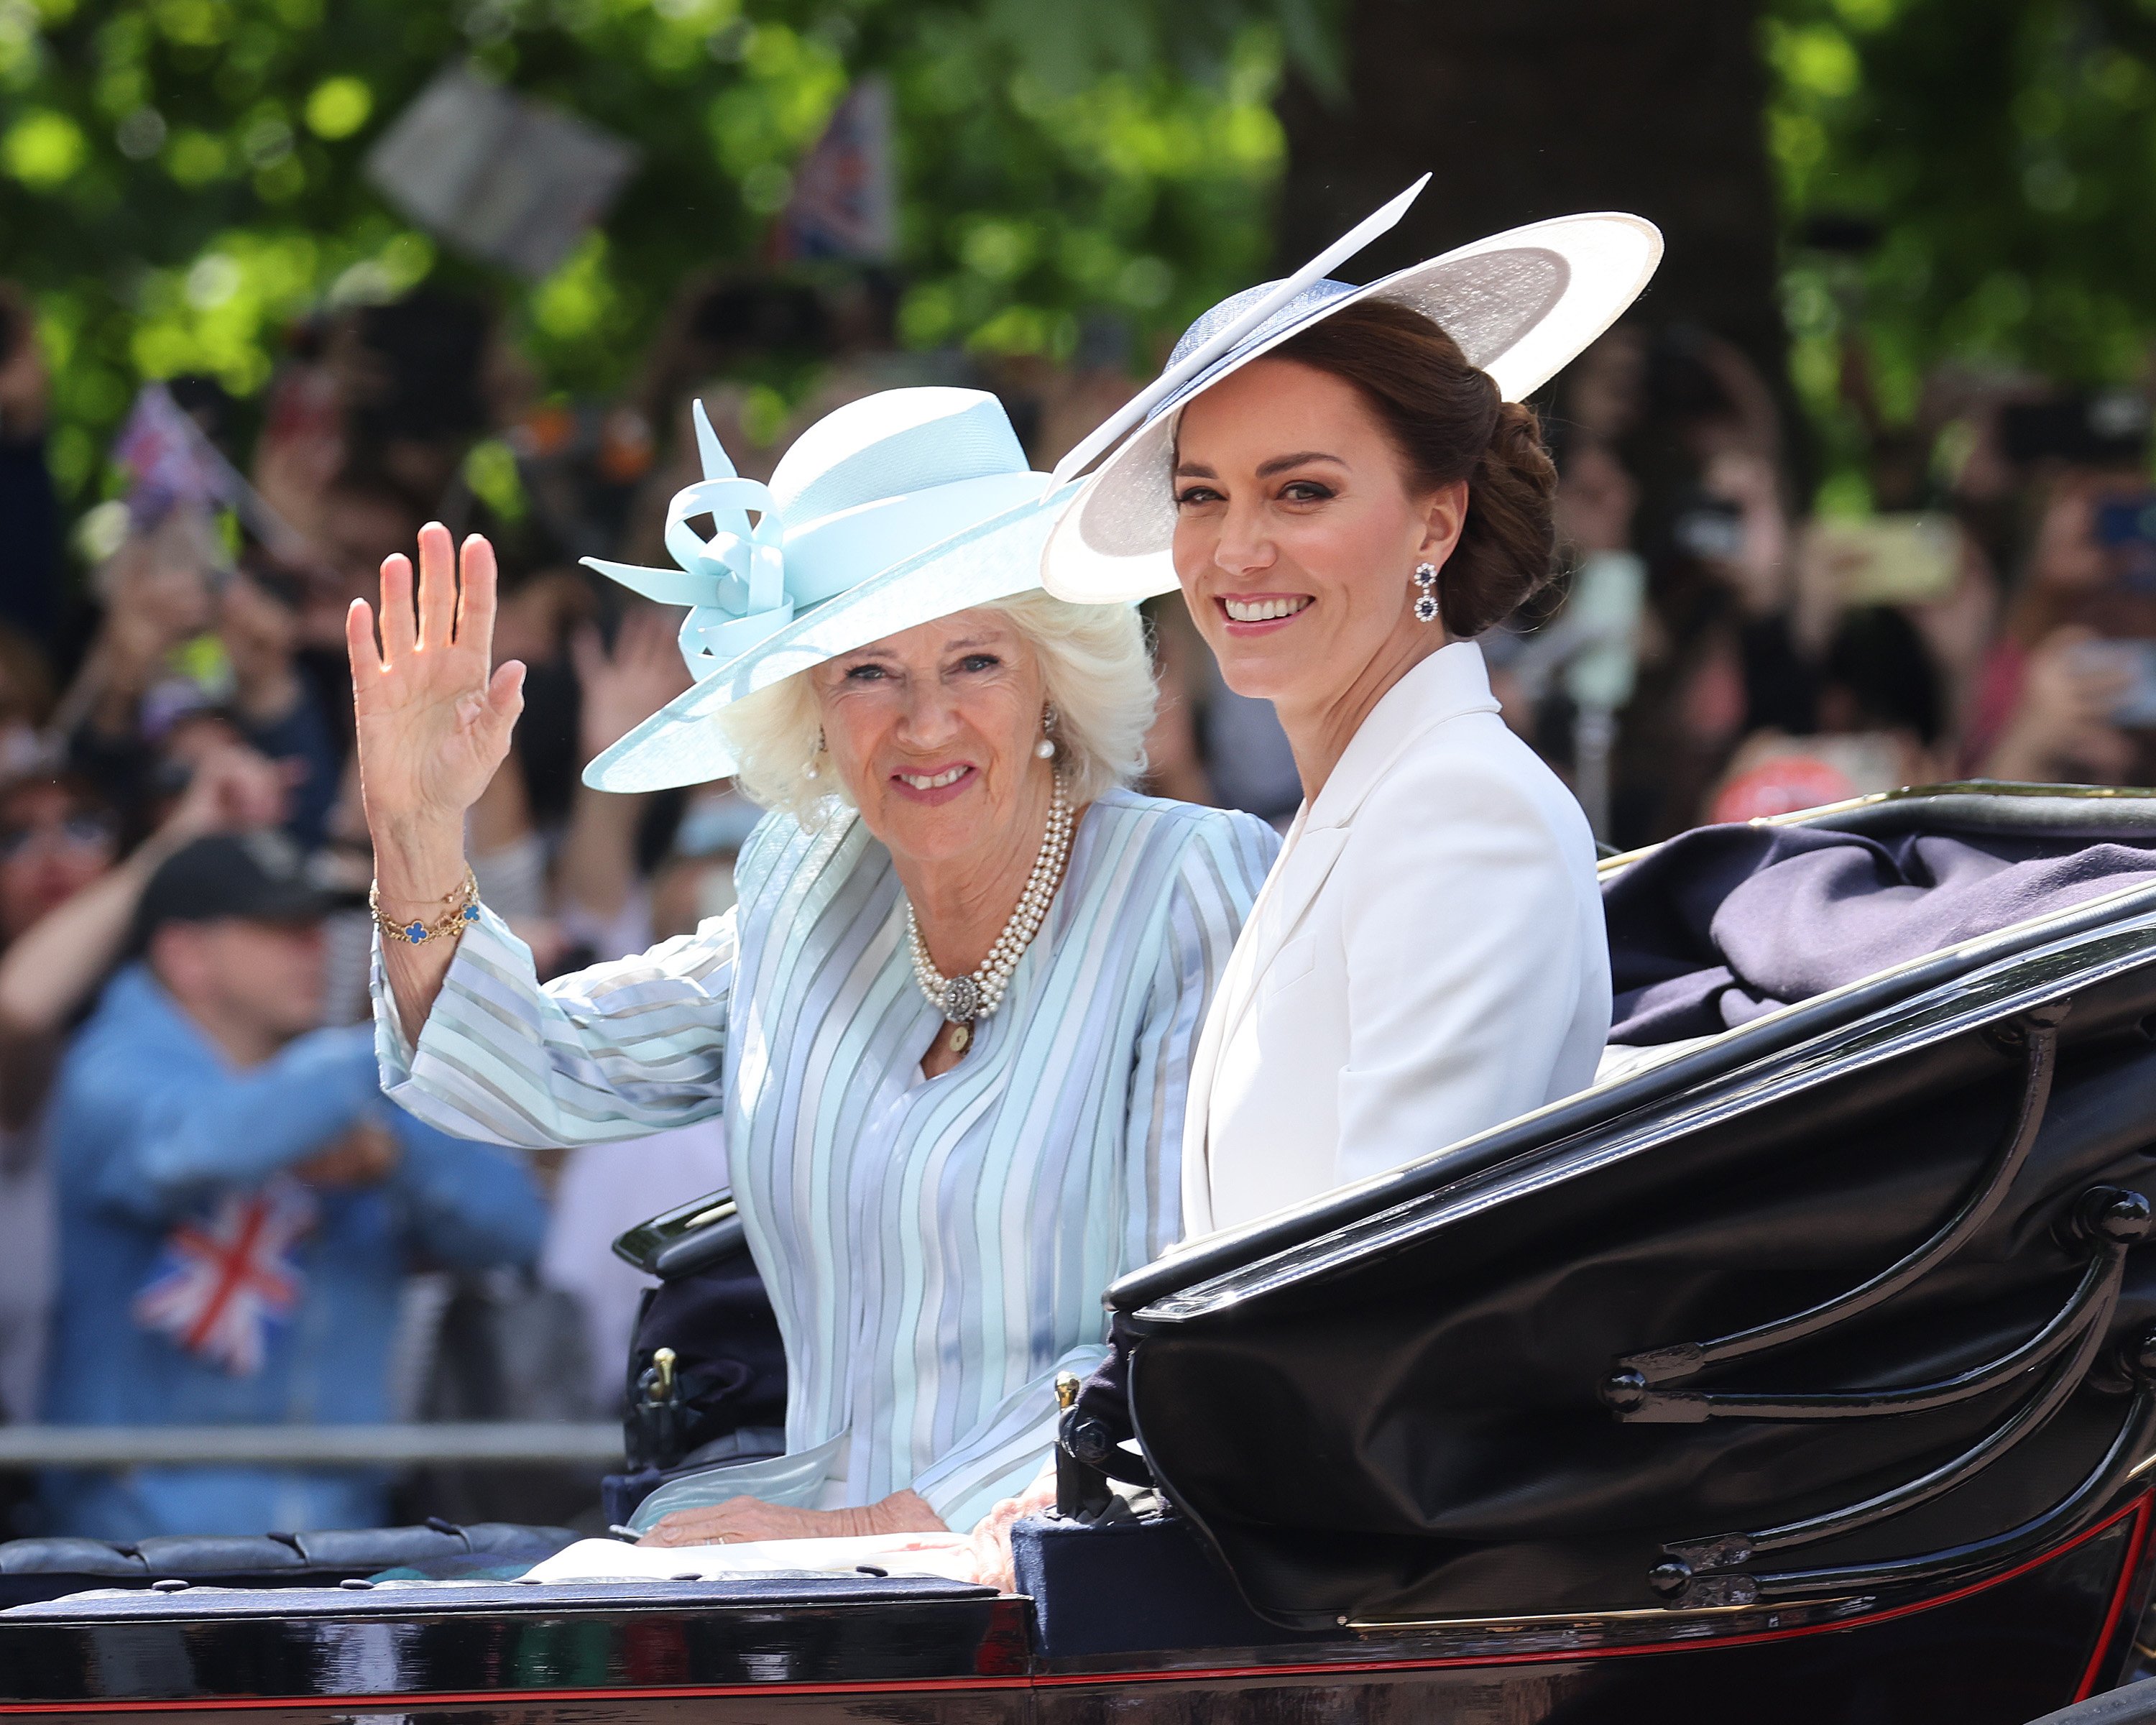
[1981,625,2134,786]
[160,740,292,840]
[50,512,221,753]
[573,607,690,761]
[555,607,691,937]
[347,524,524,1041]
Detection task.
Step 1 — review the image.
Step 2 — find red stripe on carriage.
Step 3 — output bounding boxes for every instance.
[2076,1493,2154,1701]
[1,1496,2148,1714]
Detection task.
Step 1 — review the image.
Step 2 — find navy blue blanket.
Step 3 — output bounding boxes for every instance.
[1606,825,2156,1045]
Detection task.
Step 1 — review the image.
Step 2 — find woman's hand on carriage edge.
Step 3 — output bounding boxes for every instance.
[346,524,526,1038]
[636,1477,1056,1593]
[637,1489,946,1548]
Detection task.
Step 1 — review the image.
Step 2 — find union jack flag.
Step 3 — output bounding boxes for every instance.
[132,1180,317,1378]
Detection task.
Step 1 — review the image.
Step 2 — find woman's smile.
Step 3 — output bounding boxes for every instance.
[1219,593,1314,632]
[889,762,979,804]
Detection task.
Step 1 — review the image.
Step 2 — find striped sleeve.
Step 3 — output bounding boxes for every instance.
[372,906,735,1150]
[906,809,1279,1529]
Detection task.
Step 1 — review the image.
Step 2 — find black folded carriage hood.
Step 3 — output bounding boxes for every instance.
[1108,786,2156,1632]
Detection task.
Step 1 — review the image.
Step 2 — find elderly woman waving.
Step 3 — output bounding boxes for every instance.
[354,388,1276,1544]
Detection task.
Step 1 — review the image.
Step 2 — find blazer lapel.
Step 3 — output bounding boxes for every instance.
[1181,812,1350,1236]
[1179,644,1502,1238]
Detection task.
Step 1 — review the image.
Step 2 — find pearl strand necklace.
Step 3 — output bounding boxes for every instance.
[906,774,1074,1055]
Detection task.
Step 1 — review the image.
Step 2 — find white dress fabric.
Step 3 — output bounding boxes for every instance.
[375,790,1276,1531]
[1184,640,1611,1238]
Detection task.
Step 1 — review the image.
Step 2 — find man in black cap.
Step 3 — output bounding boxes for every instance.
[38,833,548,1540]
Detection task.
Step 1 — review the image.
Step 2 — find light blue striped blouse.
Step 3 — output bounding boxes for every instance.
[373,788,1277,1531]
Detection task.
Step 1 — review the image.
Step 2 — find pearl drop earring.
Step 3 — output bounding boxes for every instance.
[1413,561,1440,624]
[804,728,825,781]
[1035,707,1057,760]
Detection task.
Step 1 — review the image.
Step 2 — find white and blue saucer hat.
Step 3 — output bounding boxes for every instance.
[583,386,1075,793]
[1041,178,1663,604]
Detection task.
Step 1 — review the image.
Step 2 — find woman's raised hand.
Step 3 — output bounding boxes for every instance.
[347,525,525,893]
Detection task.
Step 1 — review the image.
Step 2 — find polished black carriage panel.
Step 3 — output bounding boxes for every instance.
[0,1574,1030,1717]
[0,1496,2142,1721]
[1027,1509,2139,1725]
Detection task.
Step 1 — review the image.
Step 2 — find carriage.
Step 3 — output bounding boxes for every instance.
[8,782,2156,1722]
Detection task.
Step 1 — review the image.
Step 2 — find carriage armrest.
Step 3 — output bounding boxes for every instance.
[612,1189,746,1281]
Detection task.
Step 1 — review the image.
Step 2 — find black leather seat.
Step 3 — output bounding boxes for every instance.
[0,1539,144,1577]
[131,1535,305,1575]
[0,1520,579,1608]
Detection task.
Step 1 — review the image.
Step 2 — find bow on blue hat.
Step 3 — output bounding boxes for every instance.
[584,402,796,666]
[581,387,1054,686]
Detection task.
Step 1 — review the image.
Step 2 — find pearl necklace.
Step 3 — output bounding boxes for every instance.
[906,774,1074,1055]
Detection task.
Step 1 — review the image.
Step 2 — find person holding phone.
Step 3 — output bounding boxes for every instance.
[1971,470,2156,786]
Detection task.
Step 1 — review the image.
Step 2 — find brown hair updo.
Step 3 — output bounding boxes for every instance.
[1268,299,1558,637]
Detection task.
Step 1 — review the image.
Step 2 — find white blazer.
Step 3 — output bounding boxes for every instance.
[1182,641,1611,1238]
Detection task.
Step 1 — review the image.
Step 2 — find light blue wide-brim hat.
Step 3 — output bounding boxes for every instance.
[582,386,1077,794]
[1041,181,1664,604]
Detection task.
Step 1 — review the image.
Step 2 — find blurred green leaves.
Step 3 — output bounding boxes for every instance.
[1,109,88,186]
[303,75,372,138]
[1768,0,2156,473]
[1,0,1294,515]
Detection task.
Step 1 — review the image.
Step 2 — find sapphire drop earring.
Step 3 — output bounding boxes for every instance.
[1413,562,1439,624]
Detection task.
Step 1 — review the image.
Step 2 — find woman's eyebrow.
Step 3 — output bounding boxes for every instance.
[1256,450,1347,478]
[1172,460,1219,479]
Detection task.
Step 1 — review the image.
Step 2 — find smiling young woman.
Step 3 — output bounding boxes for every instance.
[1170,300,1561,798]
[1148,297,1614,1232]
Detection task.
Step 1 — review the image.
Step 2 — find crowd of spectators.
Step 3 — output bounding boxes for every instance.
[0,258,2152,1540]
[1526,326,2156,849]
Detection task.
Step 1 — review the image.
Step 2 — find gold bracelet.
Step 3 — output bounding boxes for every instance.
[371,869,482,947]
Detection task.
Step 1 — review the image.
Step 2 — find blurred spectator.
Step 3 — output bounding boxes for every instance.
[0,625,57,781]
[218,563,340,845]
[53,506,226,824]
[651,782,762,937]
[40,834,545,1538]
[1967,463,2156,786]
[331,291,496,512]
[0,286,58,650]
[0,749,287,1427]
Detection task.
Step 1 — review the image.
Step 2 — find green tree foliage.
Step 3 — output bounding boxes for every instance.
[0,0,1316,512]
[1768,0,2156,466]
